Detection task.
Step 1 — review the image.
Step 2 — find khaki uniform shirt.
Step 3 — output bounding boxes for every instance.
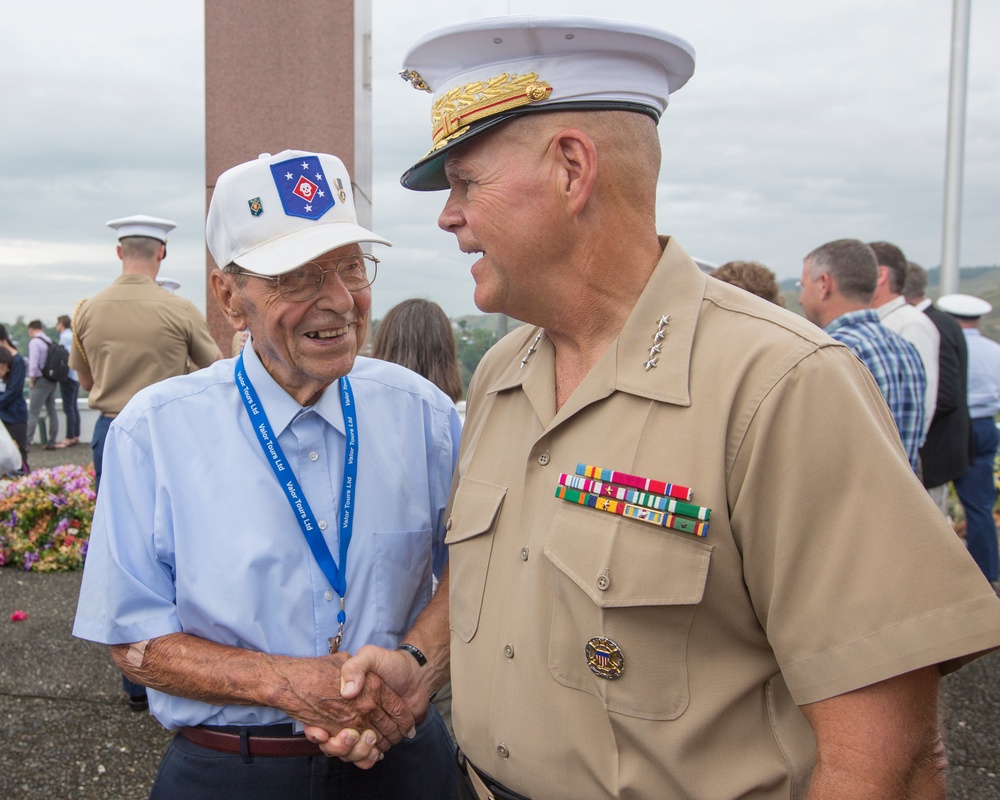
[70,274,221,415]
[448,237,1000,799]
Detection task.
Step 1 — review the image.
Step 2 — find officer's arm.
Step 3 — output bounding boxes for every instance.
[304,563,452,765]
[799,665,946,799]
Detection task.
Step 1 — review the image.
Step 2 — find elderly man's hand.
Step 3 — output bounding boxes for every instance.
[269,651,416,756]
[302,645,431,766]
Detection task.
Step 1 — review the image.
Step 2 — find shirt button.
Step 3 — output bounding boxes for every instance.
[504,644,514,659]
[597,575,610,591]
[446,517,452,531]
[309,451,319,461]
[520,547,529,561]
[324,591,334,601]
[537,451,550,466]
[497,743,509,759]
[318,520,327,530]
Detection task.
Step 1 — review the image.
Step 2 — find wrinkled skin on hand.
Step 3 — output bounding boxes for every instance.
[279,651,416,755]
[302,646,430,767]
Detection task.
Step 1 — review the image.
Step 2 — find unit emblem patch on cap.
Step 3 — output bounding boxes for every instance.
[248,197,263,216]
[585,636,624,680]
[269,155,336,220]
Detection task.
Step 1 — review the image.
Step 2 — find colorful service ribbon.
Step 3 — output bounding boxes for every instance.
[558,473,711,521]
[576,464,692,501]
[555,485,709,537]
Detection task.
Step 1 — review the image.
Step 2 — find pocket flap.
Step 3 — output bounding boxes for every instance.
[445,479,507,545]
[544,505,712,608]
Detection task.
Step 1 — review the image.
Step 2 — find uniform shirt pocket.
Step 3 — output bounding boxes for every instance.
[544,504,712,720]
[445,478,506,643]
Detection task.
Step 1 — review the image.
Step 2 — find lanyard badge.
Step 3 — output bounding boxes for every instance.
[235,353,358,653]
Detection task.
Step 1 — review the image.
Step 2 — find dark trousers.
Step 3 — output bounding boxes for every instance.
[91,414,112,493]
[60,378,80,439]
[955,416,999,582]
[150,707,460,800]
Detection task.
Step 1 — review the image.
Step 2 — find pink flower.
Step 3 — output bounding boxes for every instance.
[10,610,28,621]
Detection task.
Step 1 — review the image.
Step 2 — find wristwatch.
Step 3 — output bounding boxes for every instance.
[397,642,427,666]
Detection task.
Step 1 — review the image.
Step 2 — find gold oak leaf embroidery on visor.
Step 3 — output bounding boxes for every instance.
[430,73,553,148]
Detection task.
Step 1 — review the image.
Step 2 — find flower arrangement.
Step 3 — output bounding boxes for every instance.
[0,465,95,572]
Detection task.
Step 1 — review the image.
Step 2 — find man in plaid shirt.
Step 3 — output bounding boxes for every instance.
[799,238,926,473]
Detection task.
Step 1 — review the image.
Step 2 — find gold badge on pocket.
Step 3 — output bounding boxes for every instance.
[586,636,624,680]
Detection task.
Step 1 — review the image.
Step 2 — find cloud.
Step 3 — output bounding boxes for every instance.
[1,0,997,325]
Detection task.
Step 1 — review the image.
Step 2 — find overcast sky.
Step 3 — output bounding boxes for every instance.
[1,0,997,325]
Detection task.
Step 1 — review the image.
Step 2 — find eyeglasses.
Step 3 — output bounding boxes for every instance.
[237,254,379,301]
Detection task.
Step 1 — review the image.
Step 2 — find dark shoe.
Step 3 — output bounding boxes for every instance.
[128,694,149,712]
[43,443,57,451]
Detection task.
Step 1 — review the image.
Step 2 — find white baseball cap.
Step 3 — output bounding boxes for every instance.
[206,150,391,276]
[106,214,176,243]
[399,16,696,190]
[936,293,992,318]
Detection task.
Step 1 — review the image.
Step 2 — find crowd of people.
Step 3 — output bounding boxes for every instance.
[3,12,1000,800]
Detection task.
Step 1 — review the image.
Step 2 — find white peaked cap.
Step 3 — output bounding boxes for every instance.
[106,214,177,242]
[399,15,695,190]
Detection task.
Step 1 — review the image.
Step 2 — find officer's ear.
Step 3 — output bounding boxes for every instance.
[210,269,250,332]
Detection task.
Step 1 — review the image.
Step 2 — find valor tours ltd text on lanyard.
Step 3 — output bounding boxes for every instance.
[235,353,357,654]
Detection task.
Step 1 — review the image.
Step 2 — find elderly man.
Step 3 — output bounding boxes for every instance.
[74,150,461,799]
[798,238,926,473]
[319,16,1000,800]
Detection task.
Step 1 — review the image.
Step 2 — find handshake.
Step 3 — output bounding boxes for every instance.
[298,643,442,769]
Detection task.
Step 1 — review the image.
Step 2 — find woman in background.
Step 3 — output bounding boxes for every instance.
[372,298,462,403]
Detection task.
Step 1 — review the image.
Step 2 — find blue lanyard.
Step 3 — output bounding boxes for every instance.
[235,353,358,650]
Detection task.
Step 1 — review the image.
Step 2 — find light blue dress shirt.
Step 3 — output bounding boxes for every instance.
[73,344,461,729]
[963,328,1000,419]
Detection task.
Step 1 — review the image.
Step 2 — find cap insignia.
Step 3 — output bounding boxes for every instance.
[248,197,263,217]
[431,72,553,148]
[269,155,335,220]
[400,69,432,93]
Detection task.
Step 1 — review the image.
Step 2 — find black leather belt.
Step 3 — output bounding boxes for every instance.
[457,747,531,800]
[179,723,321,757]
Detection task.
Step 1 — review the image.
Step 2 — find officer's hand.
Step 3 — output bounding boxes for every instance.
[340,645,431,720]
[303,645,429,764]
[281,651,415,755]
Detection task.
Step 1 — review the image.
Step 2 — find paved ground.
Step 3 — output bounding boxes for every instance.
[2,445,998,798]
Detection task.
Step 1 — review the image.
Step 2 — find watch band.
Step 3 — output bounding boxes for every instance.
[397,642,427,666]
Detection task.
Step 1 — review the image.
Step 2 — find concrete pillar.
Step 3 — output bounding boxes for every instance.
[205,0,372,355]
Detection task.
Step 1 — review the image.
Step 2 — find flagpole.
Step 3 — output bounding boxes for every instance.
[940,0,971,295]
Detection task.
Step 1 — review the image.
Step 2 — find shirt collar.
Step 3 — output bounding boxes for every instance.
[824,308,880,335]
[876,295,907,320]
[484,236,704,417]
[240,341,345,436]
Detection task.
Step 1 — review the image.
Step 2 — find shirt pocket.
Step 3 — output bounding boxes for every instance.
[373,528,433,636]
[544,503,712,720]
[445,478,507,643]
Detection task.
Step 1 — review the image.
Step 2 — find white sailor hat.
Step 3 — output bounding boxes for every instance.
[156,277,181,292]
[206,149,391,276]
[936,293,992,319]
[106,214,176,243]
[399,16,696,191]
